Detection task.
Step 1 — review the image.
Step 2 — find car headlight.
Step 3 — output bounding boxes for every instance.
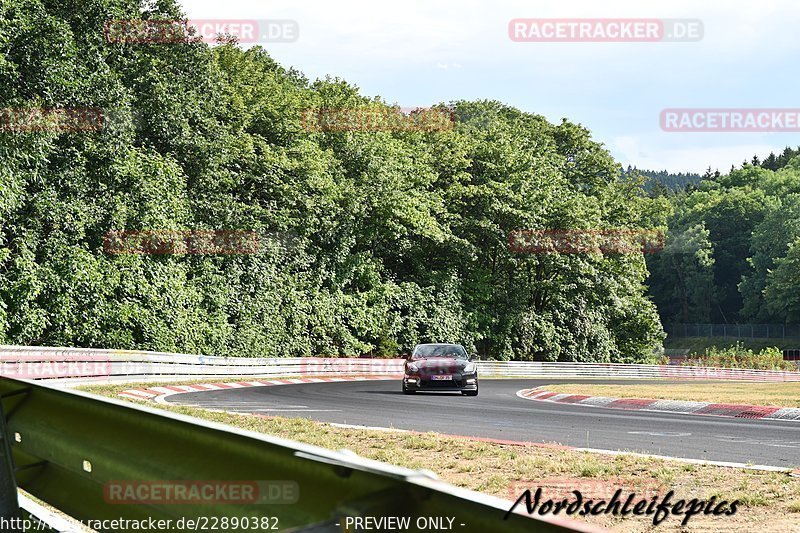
[463,362,476,374]
[407,363,419,373]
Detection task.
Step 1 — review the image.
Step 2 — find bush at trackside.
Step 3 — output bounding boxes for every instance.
[681,343,797,371]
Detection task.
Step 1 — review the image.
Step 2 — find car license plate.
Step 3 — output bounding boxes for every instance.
[431,375,452,381]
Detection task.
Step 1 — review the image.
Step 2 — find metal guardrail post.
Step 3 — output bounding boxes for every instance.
[0,391,22,530]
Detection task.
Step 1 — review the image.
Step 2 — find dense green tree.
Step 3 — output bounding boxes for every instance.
[647,223,715,323]
[648,158,800,326]
[740,194,800,321]
[763,239,800,322]
[0,0,665,361]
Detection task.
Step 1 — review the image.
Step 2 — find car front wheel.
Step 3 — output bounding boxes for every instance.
[402,382,415,395]
[462,383,478,396]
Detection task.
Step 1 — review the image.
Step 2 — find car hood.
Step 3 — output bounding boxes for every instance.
[409,357,470,373]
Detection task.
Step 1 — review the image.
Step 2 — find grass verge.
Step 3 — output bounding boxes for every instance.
[543,382,800,408]
[78,381,800,532]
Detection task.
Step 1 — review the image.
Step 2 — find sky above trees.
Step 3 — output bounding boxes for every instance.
[177,0,800,173]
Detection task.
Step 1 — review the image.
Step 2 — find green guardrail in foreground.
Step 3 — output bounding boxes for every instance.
[0,376,595,532]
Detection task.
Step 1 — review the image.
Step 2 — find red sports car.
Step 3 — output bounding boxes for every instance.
[402,343,478,396]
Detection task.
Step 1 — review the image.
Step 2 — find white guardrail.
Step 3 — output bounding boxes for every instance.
[1,345,800,384]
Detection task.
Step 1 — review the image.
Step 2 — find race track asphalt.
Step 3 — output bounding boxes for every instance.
[164,378,800,468]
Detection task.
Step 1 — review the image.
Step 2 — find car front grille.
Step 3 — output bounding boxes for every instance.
[421,377,465,388]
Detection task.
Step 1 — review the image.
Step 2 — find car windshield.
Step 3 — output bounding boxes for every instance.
[413,344,468,358]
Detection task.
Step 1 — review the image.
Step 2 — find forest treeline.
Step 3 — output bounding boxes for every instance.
[622,147,800,194]
[621,167,702,193]
[645,158,800,325]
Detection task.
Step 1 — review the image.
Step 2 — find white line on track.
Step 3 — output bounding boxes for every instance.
[226,405,307,409]
[712,435,800,448]
[628,431,691,437]
[251,409,341,412]
[330,423,409,432]
[182,403,310,407]
[574,447,793,472]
